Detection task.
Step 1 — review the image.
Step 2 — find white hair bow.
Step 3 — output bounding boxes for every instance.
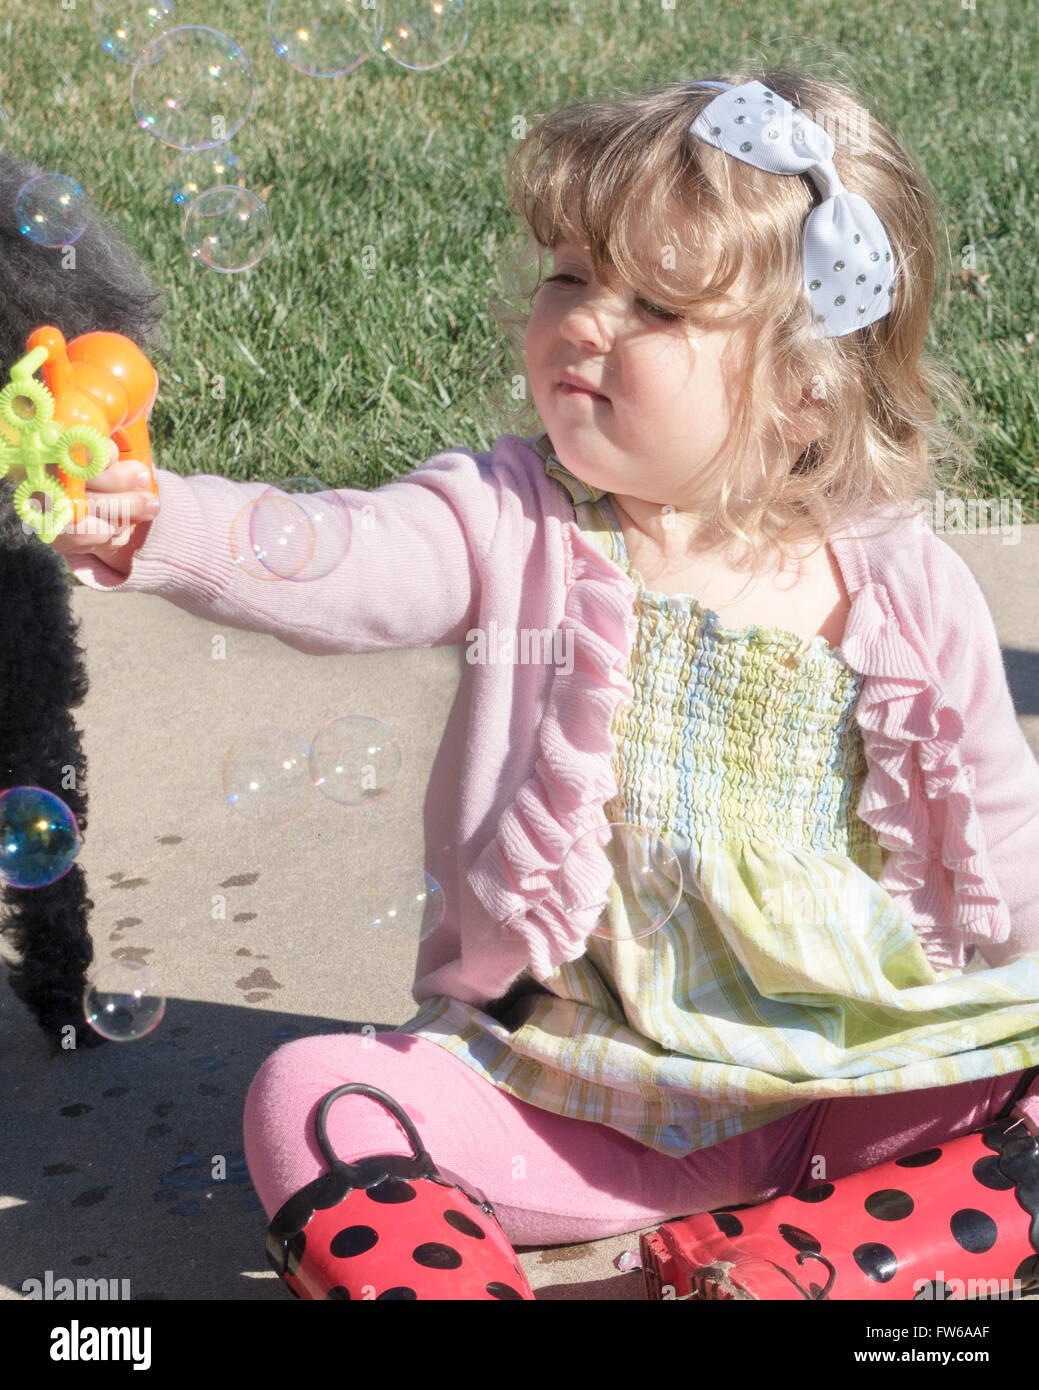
[689,80,896,338]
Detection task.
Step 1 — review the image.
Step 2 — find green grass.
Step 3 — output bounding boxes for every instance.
[1,0,1036,516]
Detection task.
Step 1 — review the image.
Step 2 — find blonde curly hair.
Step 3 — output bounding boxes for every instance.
[485,67,980,585]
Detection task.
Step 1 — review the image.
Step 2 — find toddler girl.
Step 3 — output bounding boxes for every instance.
[59,69,1039,1290]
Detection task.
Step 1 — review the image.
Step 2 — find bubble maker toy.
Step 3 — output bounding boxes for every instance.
[0,326,159,544]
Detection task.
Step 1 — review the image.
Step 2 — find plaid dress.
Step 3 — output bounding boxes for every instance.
[393,442,1039,1157]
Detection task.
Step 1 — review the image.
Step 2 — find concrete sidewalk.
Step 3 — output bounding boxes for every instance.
[2,524,1038,1302]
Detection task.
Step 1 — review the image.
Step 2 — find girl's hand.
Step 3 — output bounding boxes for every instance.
[50,440,161,573]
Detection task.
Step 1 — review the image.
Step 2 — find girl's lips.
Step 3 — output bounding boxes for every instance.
[559,382,609,402]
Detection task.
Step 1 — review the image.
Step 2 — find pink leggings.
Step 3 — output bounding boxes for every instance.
[243,1029,1039,1248]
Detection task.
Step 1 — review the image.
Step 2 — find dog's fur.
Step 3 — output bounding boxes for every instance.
[0,149,167,1050]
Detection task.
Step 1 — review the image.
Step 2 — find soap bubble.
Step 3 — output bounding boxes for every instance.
[266,478,352,581]
[15,174,88,247]
[184,185,272,272]
[252,480,352,581]
[131,25,255,152]
[94,0,177,64]
[0,787,81,889]
[367,865,444,941]
[559,822,686,942]
[377,0,468,71]
[223,727,314,823]
[169,146,240,206]
[229,495,307,582]
[309,716,402,805]
[242,493,315,579]
[267,0,380,77]
[84,959,166,1041]
[229,482,352,582]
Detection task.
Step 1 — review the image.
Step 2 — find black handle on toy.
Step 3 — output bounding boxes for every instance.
[315,1082,437,1177]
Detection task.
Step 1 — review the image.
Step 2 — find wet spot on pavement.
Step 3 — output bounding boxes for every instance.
[109,946,154,964]
[72,1187,111,1208]
[236,968,282,992]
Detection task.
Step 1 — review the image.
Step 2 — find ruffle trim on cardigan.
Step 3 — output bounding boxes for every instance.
[465,521,639,982]
[839,579,1011,970]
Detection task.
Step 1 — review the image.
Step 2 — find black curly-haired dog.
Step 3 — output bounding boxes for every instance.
[0,147,167,1050]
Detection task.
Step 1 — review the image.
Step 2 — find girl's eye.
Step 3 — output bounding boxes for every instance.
[544,274,681,323]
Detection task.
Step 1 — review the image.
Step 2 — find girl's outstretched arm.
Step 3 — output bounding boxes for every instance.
[63,448,500,656]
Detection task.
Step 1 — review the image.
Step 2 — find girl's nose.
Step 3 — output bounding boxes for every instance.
[559,292,621,347]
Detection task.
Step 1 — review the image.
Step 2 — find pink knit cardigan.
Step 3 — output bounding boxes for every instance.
[67,433,1039,1013]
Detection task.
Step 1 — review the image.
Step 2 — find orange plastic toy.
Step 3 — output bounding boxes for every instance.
[0,326,159,543]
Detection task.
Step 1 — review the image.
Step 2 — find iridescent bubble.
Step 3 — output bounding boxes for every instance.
[245,493,315,579]
[229,496,299,582]
[169,146,240,206]
[15,174,88,247]
[131,25,255,152]
[367,865,444,941]
[84,959,166,1041]
[377,0,468,71]
[184,185,271,272]
[267,0,380,77]
[229,483,352,581]
[559,821,685,942]
[94,0,177,64]
[309,716,401,806]
[223,727,313,823]
[0,787,81,889]
[256,479,352,581]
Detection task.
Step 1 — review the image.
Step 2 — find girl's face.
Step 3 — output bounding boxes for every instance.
[525,234,771,518]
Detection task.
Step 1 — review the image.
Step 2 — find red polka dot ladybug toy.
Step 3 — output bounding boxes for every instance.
[641,1090,1039,1301]
[265,1083,535,1300]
